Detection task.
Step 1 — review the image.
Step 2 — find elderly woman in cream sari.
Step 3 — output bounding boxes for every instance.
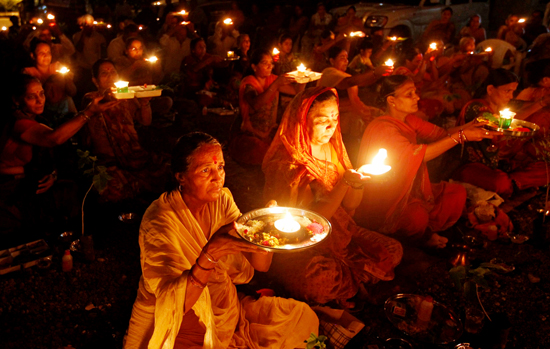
[124,132,318,349]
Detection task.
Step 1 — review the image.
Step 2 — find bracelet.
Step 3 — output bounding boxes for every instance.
[195,258,215,271]
[202,250,218,264]
[448,133,459,144]
[343,177,365,190]
[189,270,207,289]
[78,111,90,121]
[461,128,468,142]
[458,129,465,144]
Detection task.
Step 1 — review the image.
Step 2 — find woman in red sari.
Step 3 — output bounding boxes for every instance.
[355,75,495,247]
[263,86,403,307]
[453,69,550,197]
[229,49,302,165]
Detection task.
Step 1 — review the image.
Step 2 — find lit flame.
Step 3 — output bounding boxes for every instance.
[32,26,36,30]
[56,66,70,74]
[47,14,55,20]
[181,21,189,25]
[107,24,112,28]
[93,21,98,25]
[274,211,301,233]
[499,108,515,119]
[1,26,6,31]
[297,63,307,72]
[139,25,143,30]
[37,18,43,24]
[227,51,234,58]
[518,18,526,23]
[114,81,129,89]
[179,10,187,15]
[145,56,158,63]
[154,1,161,5]
[223,18,233,25]
[272,47,280,55]
[429,42,437,50]
[390,36,397,41]
[358,148,391,175]
[384,59,394,67]
[485,47,492,52]
[349,31,365,37]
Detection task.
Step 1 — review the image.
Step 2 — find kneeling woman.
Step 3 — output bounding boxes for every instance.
[263,87,403,307]
[124,132,318,349]
[355,76,495,248]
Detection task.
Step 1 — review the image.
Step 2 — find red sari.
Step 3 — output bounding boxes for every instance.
[356,115,466,243]
[262,87,402,306]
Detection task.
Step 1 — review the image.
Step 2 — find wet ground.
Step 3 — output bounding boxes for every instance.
[1,112,549,349]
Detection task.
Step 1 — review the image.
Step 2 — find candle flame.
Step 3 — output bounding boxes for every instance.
[93,21,98,25]
[390,36,397,41]
[384,59,394,67]
[223,18,233,25]
[114,81,129,88]
[485,47,492,52]
[518,18,526,23]
[358,148,391,175]
[429,42,437,50]
[47,14,55,20]
[181,21,189,25]
[107,24,112,28]
[274,211,301,233]
[272,47,280,55]
[56,66,70,74]
[349,31,365,37]
[146,56,158,63]
[139,25,143,30]
[37,18,43,24]
[1,26,6,31]
[499,108,515,119]
[297,63,306,72]
[179,10,187,15]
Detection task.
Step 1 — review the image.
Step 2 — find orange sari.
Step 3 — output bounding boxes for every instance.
[356,115,466,243]
[262,87,402,306]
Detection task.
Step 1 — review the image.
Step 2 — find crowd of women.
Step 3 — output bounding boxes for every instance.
[1,1,550,348]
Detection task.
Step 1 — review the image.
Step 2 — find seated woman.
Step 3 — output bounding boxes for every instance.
[273,33,298,76]
[233,34,251,76]
[317,46,390,159]
[459,14,487,44]
[355,75,495,247]
[348,40,375,74]
[262,87,403,307]
[516,62,550,134]
[497,14,519,40]
[115,37,164,86]
[421,7,456,47]
[181,37,225,96]
[334,6,363,35]
[81,59,170,203]
[229,49,302,166]
[23,39,77,98]
[453,69,550,197]
[124,132,318,349]
[0,74,115,243]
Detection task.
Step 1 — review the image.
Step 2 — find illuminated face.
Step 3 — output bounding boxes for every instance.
[95,62,119,90]
[22,81,45,116]
[38,29,52,42]
[361,48,372,58]
[487,82,518,109]
[252,54,273,78]
[239,35,250,51]
[390,81,420,114]
[126,40,144,60]
[507,16,518,27]
[33,43,52,67]
[470,16,481,29]
[179,145,225,204]
[281,38,293,54]
[331,50,348,71]
[192,40,207,59]
[307,99,339,146]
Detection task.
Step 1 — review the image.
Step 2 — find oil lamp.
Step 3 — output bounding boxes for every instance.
[274,211,300,233]
[358,148,391,175]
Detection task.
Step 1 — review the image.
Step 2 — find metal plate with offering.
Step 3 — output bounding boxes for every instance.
[384,294,463,345]
[129,85,163,98]
[478,116,539,137]
[286,70,322,84]
[235,207,331,252]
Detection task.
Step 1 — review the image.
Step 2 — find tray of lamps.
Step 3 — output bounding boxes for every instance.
[112,85,163,99]
[0,239,52,275]
[478,115,539,138]
[235,207,331,252]
[286,64,322,84]
[384,294,463,345]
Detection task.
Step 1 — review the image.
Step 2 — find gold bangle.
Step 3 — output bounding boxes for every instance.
[78,111,90,121]
[189,269,207,289]
[195,258,214,271]
[202,250,218,264]
[448,133,459,144]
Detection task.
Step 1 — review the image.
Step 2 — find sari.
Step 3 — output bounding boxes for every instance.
[356,114,466,242]
[82,92,169,202]
[124,188,318,349]
[453,99,548,196]
[262,87,402,306]
[229,74,279,165]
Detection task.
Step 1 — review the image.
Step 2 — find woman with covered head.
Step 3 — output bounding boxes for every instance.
[124,132,318,349]
[355,75,496,248]
[262,86,402,307]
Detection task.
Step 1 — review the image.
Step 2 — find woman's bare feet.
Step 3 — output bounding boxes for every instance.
[426,233,448,248]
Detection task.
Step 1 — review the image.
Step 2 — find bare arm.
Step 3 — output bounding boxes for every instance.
[335,65,390,90]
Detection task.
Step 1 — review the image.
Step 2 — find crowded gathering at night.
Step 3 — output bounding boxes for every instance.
[2,0,550,348]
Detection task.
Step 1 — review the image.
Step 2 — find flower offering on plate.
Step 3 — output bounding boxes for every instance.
[235,207,331,252]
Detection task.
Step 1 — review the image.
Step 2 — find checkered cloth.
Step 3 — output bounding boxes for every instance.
[319,319,353,349]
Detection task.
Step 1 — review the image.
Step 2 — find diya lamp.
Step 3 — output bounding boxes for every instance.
[138,25,143,30]
[358,148,391,176]
[384,58,394,69]
[429,42,437,51]
[518,18,526,24]
[1,26,6,32]
[37,18,43,25]
[499,108,515,129]
[47,14,55,20]
[107,24,112,29]
[485,47,492,53]
[223,18,233,25]
[114,81,129,93]
[56,66,70,74]
[389,36,397,42]
[145,56,158,63]
[296,63,307,77]
[227,51,235,58]
[93,21,98,25]
[153,1,161,5]
[179,10,187,16]
[181,21,190,25]
[272,47,280,62]
[349,31,365,37]
[274,211,305,241]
